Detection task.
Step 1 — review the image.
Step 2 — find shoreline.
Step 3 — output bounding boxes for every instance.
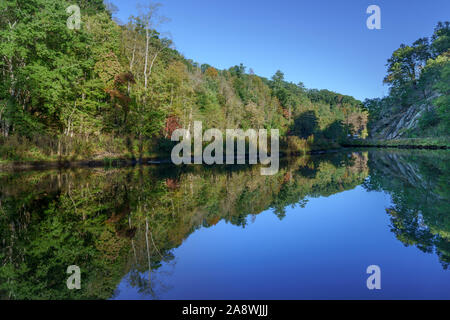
[0,157,170,172]
[0,151,329,171]
[1,144,448,172]
[342,144,448,149]
[342,137,449,150]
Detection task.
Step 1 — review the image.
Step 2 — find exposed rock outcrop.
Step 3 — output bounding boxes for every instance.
[370,93,440,139]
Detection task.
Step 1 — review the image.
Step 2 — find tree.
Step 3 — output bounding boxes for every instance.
[433,58,450,132]
[431,21,450,57]
[383,38,431,92]
[292,111,318,138]
[124,3,171,161]
[323,120,346,140]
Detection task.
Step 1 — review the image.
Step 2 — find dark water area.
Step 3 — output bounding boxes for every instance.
[0,149,449,299]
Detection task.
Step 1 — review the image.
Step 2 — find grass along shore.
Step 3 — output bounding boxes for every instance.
[343,137,450,149]
[1,135,448,171]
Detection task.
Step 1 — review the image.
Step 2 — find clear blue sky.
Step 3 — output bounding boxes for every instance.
[109,0,450,101]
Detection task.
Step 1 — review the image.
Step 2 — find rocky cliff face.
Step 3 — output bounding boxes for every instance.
[370,93,439,139]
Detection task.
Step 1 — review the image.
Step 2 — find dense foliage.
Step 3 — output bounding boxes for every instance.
[364,22,450,138]
[0,1,368,161]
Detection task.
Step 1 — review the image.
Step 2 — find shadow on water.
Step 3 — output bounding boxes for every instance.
[0,149,448,299]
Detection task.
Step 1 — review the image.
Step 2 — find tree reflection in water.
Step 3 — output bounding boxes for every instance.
[0,149,448,299]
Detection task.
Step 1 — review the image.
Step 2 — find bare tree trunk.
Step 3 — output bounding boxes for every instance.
[144,29,149,90]
[57,137,62,161]
[148,50,160,79]
[129,38,137,72]
[0,105,5,137]
[138,133,144,163]
[128,36,137,94]
[185,106,193,140]
[145,217,152,288]
[7,57,15,98]
[129,217,138,265]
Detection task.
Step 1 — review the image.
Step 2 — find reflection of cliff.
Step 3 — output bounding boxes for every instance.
[364,150,450,269]
[0,152,368,299]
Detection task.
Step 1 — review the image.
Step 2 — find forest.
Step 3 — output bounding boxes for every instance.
[0,0,369,163]
[0,2,448,299]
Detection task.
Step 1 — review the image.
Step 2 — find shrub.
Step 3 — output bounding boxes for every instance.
[419,108,440,130]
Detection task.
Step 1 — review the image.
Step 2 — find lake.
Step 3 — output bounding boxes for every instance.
[0,149,449,299]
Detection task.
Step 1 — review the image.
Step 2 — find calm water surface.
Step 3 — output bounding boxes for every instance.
[0,149,449,299]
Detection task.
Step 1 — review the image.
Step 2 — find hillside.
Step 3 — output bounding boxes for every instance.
[0,0,367,162]
[364,22,449,142]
